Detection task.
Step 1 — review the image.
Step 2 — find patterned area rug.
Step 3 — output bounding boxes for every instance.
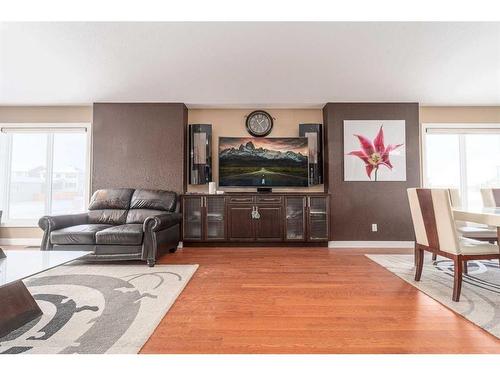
[0,262,198,354]
[366,254,500,339]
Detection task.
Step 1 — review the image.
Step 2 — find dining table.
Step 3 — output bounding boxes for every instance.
[453,206,500,245]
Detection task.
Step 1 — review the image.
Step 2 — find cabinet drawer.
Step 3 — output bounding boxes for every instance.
[256,196,282,204]
[228,196,254,204]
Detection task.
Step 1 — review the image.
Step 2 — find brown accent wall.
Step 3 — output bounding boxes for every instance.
[323,103,420,241]
[92,103,187,194]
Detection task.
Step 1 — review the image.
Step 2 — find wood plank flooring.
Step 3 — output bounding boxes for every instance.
[140,247,500,354]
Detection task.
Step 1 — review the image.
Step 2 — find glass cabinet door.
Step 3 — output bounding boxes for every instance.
[189,124,212,185]
[308,196,329,241]
[183,196,203,240]
[206,196,225,240]
[285,196,306,240]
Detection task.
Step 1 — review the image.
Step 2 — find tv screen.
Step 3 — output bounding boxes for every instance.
[219,137,309,187]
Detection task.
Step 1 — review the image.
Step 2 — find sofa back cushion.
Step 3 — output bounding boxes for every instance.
[89,189,135,210]
[126,189,177,224]
[88,209,129,225]
[88,188,134,225]
[126,209,166,224]
[129,189,177,211]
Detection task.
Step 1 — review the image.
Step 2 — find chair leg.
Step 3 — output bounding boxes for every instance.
[432,253,437,261]
[463,260,468,275]
[452,257,463,302]
[415,248,424,282]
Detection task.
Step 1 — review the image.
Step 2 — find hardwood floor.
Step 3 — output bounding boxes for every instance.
[140,247,500,354]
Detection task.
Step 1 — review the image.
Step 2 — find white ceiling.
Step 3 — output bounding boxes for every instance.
[0,22,499,107]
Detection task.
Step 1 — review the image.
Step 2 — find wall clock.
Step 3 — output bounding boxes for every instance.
[245,110,274,137]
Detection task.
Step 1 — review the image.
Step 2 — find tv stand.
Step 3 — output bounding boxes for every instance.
[181,192,329,246]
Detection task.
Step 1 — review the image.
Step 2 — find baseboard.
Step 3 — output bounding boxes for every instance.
[0,238,42,246]
[328,241,414,248]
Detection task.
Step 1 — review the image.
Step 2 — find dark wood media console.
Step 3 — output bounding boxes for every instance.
[181,193,329,246]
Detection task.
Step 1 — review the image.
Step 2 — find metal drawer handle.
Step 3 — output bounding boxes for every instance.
[251,206,261,220]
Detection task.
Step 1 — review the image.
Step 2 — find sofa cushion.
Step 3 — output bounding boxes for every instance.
[50,224,112,245]
[126,209,166,224]
[130,189,177,212]
[95,224,144,245]
[88,188,135,210]
[88,209,128,225]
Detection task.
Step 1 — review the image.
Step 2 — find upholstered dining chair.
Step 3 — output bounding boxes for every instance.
[448,188,497,243]
[407,188,500,302]
[431,189,498,262]
[480,188,500,208]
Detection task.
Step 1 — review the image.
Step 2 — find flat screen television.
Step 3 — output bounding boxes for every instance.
[219,137,309,187]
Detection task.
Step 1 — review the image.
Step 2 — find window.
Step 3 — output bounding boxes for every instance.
[423,124,500,207]
[0,124,90,225]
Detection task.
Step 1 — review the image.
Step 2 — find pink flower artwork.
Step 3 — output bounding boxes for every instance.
[346,125,403,181]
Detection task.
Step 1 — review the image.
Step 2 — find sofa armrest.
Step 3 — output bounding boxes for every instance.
[38,213,89,231]
[143,212,181,233]
[38,213,89,250]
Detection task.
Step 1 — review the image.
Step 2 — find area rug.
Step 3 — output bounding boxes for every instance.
[0,262,198,354]
[366,254,500,339]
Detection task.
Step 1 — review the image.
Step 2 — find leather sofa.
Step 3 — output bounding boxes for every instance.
[39,188,181,266]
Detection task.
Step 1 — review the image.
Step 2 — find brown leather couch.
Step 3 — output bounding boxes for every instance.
[38,188,180,266]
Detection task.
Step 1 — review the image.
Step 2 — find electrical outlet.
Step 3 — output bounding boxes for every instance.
[371,224,378,232]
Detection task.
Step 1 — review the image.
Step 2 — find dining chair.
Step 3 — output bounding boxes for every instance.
[480,188,500,208]
[429,189,497,261]
[448,188,497,243]
[407,188,500,302]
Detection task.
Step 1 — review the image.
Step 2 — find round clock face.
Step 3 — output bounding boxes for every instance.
[246,110,273,137]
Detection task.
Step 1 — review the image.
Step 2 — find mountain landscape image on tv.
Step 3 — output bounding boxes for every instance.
[219,137,309,187]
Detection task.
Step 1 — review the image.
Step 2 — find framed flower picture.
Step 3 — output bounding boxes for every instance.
[344,120,406,181]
